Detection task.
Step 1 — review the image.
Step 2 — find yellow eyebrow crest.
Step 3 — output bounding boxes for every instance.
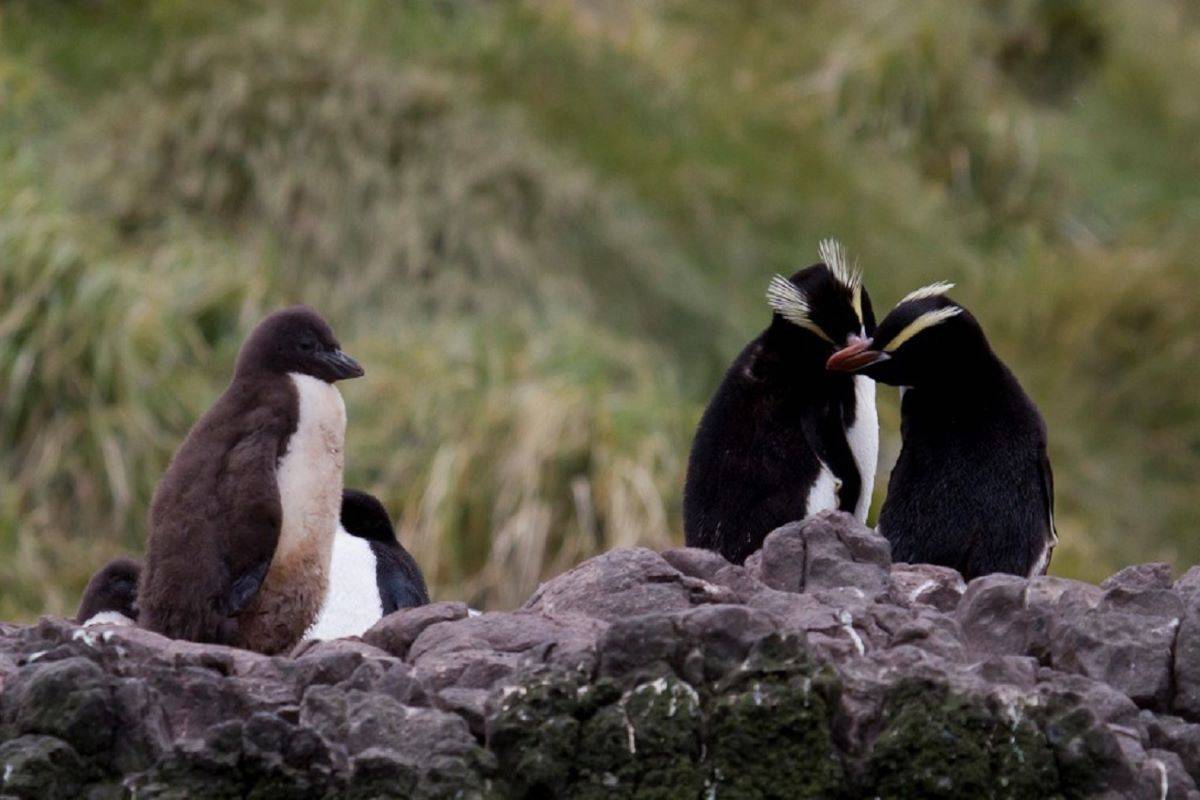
[900,281,955,305]
[766,274,835,344]
[882,306,963,352]
[819,238,864,324]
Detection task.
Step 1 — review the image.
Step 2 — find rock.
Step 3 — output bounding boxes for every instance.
[1176,567,1200,602]
[524,548,734,621]
[890,562,966,612]
[0,735,88,798]
[1142,713,1200,784]
[1050,609,1178,711]
[1,519,1198,796]
[362,602,469,659]
[1173,595,1200,719]
[1099,563,1183,619]
[955,573,1031,658]
[1146,749,1200,799]
[747,512,891,598]
[1103,563,1175,593]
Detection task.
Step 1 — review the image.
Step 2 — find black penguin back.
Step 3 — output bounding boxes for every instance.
[684,327,864,565]
[879,358,1054,580]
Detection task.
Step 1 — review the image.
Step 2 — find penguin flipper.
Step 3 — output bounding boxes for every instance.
[229,560,271,615]
[1036,449,1057,574]
[800,408,861,516]
[372,541,431,614]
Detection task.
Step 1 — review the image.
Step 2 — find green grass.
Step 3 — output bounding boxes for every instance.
[1,0,1199,619]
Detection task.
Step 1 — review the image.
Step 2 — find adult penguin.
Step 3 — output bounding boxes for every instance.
[684,240,878,565]
[139,306,364,654]
[826,282,1057,580]
[307,489,430,641]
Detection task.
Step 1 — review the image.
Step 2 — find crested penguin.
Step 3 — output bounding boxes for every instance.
[307,489,430,641]
[826,282,1057,580]
[139,306,364,654]
[75,557,140,627]
[684,240,879,565]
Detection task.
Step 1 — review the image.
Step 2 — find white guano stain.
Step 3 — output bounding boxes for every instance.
[837,609,865,655]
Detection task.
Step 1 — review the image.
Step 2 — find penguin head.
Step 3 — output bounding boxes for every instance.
[765,239,876,360]
[826,282,984,386]
[236,306,365,383]
[340,489,398,544]
[75,557,140,624]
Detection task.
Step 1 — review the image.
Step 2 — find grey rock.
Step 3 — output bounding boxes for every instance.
[1174,595,1200,719]
[890,562,966,612]
[1051,609,1178,711]
[1099,562,1183,619]
[1176,567,1200,602]
[524,548,733,621]
[1142,713,1200,783]
[747,512,891,598]
[362,601,469,659]
[1,523,1199,797]
[955,573,1031,658]
[1147,748,1200,799]
[0,735,87,798]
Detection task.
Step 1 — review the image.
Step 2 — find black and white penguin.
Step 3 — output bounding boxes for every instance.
[139,306,364,654]
[75,557,140,627]
[307,489,430,640]
[826,282,1057,580]
[684,240,879,564]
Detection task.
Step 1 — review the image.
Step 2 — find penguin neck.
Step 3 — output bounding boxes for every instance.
[901,347,1012,414]
[759,326,852,404]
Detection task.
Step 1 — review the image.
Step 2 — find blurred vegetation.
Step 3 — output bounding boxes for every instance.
[1,0,1198,620]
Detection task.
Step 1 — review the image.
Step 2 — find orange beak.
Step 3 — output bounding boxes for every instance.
[826,335,888,372]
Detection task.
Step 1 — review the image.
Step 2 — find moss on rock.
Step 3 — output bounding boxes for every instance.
[0,734,90,799]
[864,680,1060,800]
[705,637,845,800]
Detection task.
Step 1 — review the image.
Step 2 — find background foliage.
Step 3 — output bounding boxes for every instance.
[1,0,1198,620]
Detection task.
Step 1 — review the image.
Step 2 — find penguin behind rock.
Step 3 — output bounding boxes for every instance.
[684,240,879,565]
[139,306,364,654]
[826,282,1057,580]
[75,557,141,627]
[307,489,430,641]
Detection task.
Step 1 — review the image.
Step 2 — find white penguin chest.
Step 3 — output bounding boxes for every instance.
[846,375,879,522]
[308,528,385,640]
[275,373,347,561]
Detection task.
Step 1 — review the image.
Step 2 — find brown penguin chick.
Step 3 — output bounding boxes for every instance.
[138,306,364,654]
[75,557,141,626]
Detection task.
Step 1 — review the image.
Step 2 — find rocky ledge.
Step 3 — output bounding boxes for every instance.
[3,512,1200,798]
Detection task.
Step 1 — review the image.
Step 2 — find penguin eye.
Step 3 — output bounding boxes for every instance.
[299,339,317,353]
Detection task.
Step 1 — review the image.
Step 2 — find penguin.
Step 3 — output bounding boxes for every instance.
[307,489,430,640]
[826,281,1057,580]
[138,306,364,654]
[684,239,879,565]
[75,557,140,627]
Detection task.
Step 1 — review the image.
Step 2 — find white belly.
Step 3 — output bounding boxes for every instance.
[83,611,135,627]
[308,527,384,640]
[275,373,347,563]
[846,375,879,522]
[805,462,840,518]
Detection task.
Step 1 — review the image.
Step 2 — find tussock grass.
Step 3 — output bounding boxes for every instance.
[1,0,1199,616]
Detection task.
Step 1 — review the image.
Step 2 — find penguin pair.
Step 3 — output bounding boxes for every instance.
[78,488,428,638]
[686,243,1055,581]
[133,307,425,653]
